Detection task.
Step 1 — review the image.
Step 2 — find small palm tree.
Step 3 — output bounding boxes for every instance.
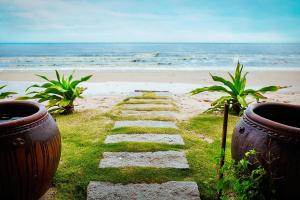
[20,70,92,114]
[0,85,17,99]
[191,62,286,115]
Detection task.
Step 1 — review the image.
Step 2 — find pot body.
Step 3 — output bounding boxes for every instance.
[232,102,300,199]
[0,101,61,200]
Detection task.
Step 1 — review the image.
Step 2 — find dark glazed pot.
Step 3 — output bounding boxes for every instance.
[0,101,61,200]
[232,102,300,199]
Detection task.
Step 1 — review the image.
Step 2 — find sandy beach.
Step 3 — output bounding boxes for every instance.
[1,70,300,90]
[1,69,299,119]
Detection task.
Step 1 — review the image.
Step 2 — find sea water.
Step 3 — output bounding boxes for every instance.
[0,43,300,71]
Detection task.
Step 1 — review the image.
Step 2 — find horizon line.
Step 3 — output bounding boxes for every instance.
[1,41,300,44]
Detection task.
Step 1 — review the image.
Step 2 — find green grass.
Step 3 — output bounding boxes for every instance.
[103,142,185,152]
[106,109,176,121]
[177,114,239,199]
[53,109,239,200]
[124,92,170,100]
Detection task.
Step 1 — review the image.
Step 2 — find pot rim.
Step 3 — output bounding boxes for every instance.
[0,100,47,129]
[246,102,300,135]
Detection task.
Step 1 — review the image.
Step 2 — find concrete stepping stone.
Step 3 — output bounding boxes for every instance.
[121,110,177,118]
[123,104,174,109]
[87,181,200,200]
[104,134,184,145]
[125,98,172,104]
[114,120,178,129]
[99,151,189,169]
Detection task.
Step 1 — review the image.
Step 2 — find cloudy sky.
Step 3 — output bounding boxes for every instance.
[0,0,299,43]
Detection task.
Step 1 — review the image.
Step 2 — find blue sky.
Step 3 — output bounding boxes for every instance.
[0,0,299,43]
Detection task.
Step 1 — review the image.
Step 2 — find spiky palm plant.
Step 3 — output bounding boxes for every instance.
[191,62,286,115]
[21,70,92,114]
[0,85,17,99]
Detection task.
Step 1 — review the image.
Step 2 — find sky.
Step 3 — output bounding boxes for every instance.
[0,0,300,43]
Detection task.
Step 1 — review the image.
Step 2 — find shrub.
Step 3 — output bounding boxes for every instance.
[218,150,277,200]
[191,62,286,115]
[21,70,92,114]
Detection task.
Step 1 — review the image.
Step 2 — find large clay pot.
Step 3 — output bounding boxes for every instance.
[0,101,61,200]
[232,102,300,199]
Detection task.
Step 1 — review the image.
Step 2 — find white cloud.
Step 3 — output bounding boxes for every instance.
[0,0,297,42]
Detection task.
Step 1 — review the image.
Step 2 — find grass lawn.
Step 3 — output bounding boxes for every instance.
[53,107,239,200]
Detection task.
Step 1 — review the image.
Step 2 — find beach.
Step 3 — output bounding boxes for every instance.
[1,43,300,119]
[2,1,300,198]
[1,69,299,119]
[1,69,299,89]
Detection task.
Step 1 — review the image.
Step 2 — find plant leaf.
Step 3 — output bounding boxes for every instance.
[210,74,238,95]
[211,96,232,106]
[26,84,41,92]
[59,99,71,107]
[16,96,32,100]
[55,70,61,82]
[257,85,287,93]
[36,74,50,82]
[237,95,248,108]
[0,92,17,99]
[191,85,233,95]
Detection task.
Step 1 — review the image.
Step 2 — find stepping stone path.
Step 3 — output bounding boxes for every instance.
[87,91,201,200]
[99,151,189,168]
[121,110,177,118]
[105,134,184,145]
[87,181,200,200]
[114,120,178,129]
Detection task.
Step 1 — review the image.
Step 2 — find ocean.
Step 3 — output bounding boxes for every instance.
[0,43,300,71]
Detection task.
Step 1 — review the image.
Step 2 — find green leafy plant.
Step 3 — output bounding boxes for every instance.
[0,85,17,99]
[191,62,286,115]
[217,150,277,200]
[21,70,92,114]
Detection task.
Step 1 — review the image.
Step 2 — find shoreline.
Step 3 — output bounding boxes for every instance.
[1,69,299,118]
[1,69,299,92]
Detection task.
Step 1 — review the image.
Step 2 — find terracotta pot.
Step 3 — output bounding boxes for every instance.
[232,102,300,199]
[0,101,61,200]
